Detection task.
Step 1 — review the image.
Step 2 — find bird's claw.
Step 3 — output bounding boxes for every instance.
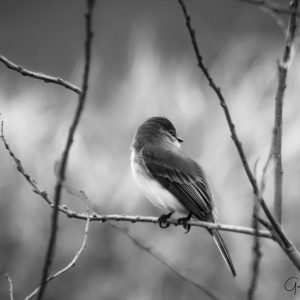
[178,213,192,233]
[158,212,173,228]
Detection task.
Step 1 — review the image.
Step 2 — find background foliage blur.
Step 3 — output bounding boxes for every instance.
[1,0,300,299]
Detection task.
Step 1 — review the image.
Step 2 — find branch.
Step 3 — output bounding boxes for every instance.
[259,139,274,194]
[239,0,300,16]
[5,274,14,300]
[65,188,225,300]
[247,195,262,300]
[25,209,90,300]
[64,188,222,300]
[0,55,81,95]
[88,214,272,237]
[177,0,300,271]
[0,123,272,239]
[37,1,95,299]
[272,0,299,224]
[113,224,222,300]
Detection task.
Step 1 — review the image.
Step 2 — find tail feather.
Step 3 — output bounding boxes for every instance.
[211,229,236,277]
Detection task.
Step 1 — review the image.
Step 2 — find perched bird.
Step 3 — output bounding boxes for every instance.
[130,116,236,276]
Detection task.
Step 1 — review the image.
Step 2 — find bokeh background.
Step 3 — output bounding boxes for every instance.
[1,0,300,299]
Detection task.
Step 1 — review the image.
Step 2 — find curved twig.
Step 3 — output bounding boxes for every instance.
[0,55,81,95]
[25,210,90,300]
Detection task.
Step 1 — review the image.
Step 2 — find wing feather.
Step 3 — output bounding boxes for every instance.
[142,146,214,220]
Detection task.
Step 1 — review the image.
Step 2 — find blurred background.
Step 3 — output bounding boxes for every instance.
[1,0,300,299]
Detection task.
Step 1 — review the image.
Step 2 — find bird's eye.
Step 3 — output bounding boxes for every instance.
[168,129,174,135]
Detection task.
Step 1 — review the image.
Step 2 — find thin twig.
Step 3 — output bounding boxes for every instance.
[177,0,259,195]
[239,0,300,16]
[247,196,262,300]
[37,1,95,299]
[64,188,222,300]
[0,123,272,239]
[260,138,274,194]
[25,209,90,300]
[272,0,299,224]
[113,224,223,300]
[260,6,286,31]
[5,274,14,300]
[177,0,300,271]
[0,120,55,206]
[0,55,81,95]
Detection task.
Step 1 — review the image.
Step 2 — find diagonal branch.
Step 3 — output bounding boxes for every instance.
[5,274,14,300]
[239,0,300,16]
[36,1,95,299]
[0,55,81,95]
[66,189,223,300]
[25,208,90,300]
[177,0,300,271]
[113,224,222,300]
[272,0,299,224]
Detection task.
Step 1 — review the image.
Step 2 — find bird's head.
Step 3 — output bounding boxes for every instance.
[131,117,183,152]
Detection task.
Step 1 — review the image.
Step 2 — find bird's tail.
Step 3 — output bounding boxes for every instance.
[210,229,236,277]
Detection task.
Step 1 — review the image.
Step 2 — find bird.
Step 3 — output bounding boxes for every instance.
[130,116,236,277]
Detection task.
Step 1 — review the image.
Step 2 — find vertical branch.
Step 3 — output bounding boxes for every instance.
[36,1,95,299]
[5,274,14,300]
[273,0,299,224]
[247,196,262,300]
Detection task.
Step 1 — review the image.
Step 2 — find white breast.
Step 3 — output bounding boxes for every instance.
[130,150,187,214]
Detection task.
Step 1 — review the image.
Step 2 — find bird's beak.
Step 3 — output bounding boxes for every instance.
[177,137,183,143]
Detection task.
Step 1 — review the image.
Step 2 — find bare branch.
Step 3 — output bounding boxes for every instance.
[0,55,81,95]
[177,0,259,195]
[113,224,222,300]
[273,0,299,224]
[25,209,90,300]
[0,122,272,239]
[5,274,14,300]
[37,1,95,299]
[260,142,273,194]
[177,0,300,271]
[66,187,223,300]
[0,120,52,206]
[91,214,272,237]
[247,195,262,300]
[260,6,286,31]
[239,0,300,16]
[1,123,222,300]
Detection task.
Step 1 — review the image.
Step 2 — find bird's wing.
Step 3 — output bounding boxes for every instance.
[141,145,214,220]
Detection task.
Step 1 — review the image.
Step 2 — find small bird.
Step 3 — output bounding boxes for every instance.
[130,116,236,276]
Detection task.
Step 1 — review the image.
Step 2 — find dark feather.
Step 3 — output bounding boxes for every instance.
[211,229,236,276]
[141,145,214,220]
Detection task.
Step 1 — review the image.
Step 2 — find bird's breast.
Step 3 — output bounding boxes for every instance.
[130,150,187,214]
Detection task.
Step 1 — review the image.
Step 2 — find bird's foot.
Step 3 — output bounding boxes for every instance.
[158,212,174,228]
[178,213,192,233]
